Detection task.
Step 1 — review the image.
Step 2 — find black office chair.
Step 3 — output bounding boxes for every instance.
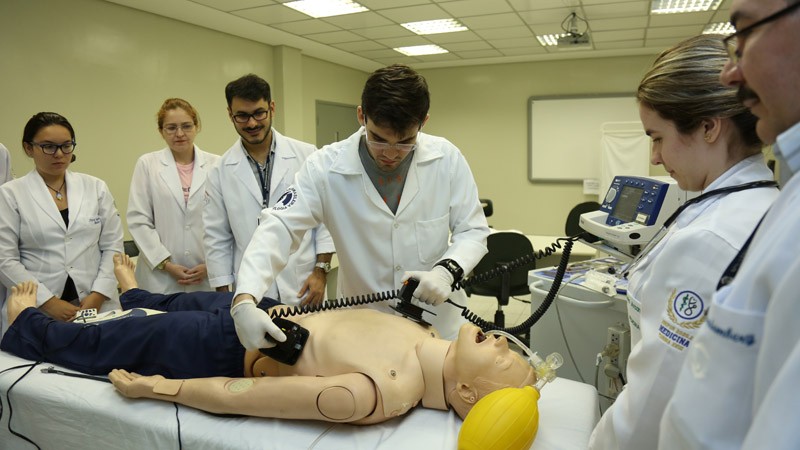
[565,201,601,240]
[465,231,535,329]
[123,240,140,257]
[480,198,493,218]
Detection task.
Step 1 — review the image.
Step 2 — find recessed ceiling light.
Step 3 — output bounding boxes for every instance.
[394,45,449,56]
[651,0,723,14]
[536,33,569,47]
[283,0,368,18]
[702,22,735,34]
[401,19,468,35]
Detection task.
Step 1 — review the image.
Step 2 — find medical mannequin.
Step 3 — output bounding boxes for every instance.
[231,64,490,347]
[0,113,123,334]
[1,255,535,424]
[203,74,333,307]
[127,98,219,293]
[589,35,779,450]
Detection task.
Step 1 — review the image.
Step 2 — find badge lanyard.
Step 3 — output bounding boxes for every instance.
[255,151,274,208]
[624,180,778,277]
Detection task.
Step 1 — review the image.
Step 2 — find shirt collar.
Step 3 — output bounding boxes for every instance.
[774,121,800,182]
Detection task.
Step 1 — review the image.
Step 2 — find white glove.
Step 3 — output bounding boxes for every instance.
[402,265,454,306]
[230,298,287,351]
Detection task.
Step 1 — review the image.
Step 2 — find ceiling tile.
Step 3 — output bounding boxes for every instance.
[645,37,687,48]
[230,4,308,25]
[358,0,432,9]
[354,48,407,59]
[648,11,714,26]
[373,55,423,65]
[491,36,542,49]
[320,11,393,28]
[376,35,433,47]
[189,0,275,12]
[333,40,387,52]
[437,0,513,16]
[459,13,526,29]
[583,2,649,19]
[376,4,451,23]
[646,24,703,39]
[443,40,492,51]
[352,25,415,39]
[594,39,646,50]
[500,46,549,56]
[271,19,341,35]
[424,30,481,44]
[507,0,571,12]
[589,16,650,31]
[452,48,504,58]
[590,28,645,42]
[306,30,364,44]
[474,26,534,40]
[416,52,461,61]
[518,9,577,26]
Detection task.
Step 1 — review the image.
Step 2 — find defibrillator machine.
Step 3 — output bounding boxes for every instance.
[579,175,693,258]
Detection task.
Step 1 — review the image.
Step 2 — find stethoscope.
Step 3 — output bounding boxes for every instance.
[623,180,779,277]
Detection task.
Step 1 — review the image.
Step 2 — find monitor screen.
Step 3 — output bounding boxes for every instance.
[610,185,644,223]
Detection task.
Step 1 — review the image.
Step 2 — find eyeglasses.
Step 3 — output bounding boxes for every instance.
[232,109,270,124]
[364,132,418,154]
[31,141,76,155]
[723,1,800,63]
[162,123,196,135]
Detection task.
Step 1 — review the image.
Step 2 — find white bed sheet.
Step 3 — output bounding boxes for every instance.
[0,351,598,449]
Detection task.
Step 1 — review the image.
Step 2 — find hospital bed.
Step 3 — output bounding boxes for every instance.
[0,351,598,449]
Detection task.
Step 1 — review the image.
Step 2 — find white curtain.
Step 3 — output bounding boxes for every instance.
[599,121,650,201]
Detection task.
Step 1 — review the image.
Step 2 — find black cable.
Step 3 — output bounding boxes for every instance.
[4,362,42,450]
[174,403,182,450]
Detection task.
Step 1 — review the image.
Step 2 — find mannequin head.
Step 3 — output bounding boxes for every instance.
[444,324,536,418]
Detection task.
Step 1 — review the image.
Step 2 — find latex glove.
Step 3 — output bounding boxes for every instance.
[230,298,287,351]
[401,265,454,306]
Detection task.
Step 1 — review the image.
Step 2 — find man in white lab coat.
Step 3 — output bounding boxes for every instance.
[230,64,490,348]
[204,74,334,307]
[658,1,800,448]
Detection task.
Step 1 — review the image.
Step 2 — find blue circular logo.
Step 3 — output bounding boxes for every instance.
[272,187,297,211]
[672,290,704,321]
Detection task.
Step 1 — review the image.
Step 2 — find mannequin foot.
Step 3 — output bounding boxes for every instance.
[114,253,138,293]
[7,281,37,326]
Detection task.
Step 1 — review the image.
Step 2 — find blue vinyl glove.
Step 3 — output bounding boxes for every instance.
[230,298,287,351]
[401,265,454,306]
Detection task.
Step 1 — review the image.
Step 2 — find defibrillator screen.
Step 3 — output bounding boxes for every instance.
[610,185,644,223]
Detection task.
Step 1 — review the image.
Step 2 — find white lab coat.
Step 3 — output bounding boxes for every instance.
[235,128,490,340]
[204,131,334,303]
[659,122,800,450]
[127,146,219,293]
[590,155,778,450]
[0,143,11,185]
[0,170,123,333]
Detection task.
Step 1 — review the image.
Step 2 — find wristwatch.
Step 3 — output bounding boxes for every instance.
[156,257,171,270]
[314,262,332,274]
[434,259,464,284]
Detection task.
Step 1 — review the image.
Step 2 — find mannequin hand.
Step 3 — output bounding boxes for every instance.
[231,296,287,351]
[401,266,454,306]
[109,369,164,399]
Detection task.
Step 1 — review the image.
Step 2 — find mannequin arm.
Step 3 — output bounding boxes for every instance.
[109,369,378,423]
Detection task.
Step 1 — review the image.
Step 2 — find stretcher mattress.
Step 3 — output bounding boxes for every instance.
[0,351,599,449]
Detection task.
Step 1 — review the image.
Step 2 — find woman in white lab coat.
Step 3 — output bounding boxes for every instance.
[588,35,780,450]
[0,112,123,332]
[127,98,219,293]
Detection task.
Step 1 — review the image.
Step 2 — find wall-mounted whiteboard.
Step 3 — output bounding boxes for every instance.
[528,95,641,182]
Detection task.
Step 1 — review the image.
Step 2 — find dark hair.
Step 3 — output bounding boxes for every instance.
[637,34,761,151]
[361,64,430,132]
[22,112,76,146]
[225,74,271,107]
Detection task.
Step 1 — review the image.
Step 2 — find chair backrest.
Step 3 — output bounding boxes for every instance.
[123,240,140,258]
[565,201,601,238]
[467,231,535,301]
[480,198,493,218]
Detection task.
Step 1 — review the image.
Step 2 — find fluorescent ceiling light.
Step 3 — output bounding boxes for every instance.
[536,33,569,47]
[401,19,468,35]
[394,45,449,56]
[651,0,723,14]
[283,0,368,18]
[702,22,735,34]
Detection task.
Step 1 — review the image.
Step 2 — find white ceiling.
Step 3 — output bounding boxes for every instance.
[103,0,733,72]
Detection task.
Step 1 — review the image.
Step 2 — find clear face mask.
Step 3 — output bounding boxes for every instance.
[485,329,563,391]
